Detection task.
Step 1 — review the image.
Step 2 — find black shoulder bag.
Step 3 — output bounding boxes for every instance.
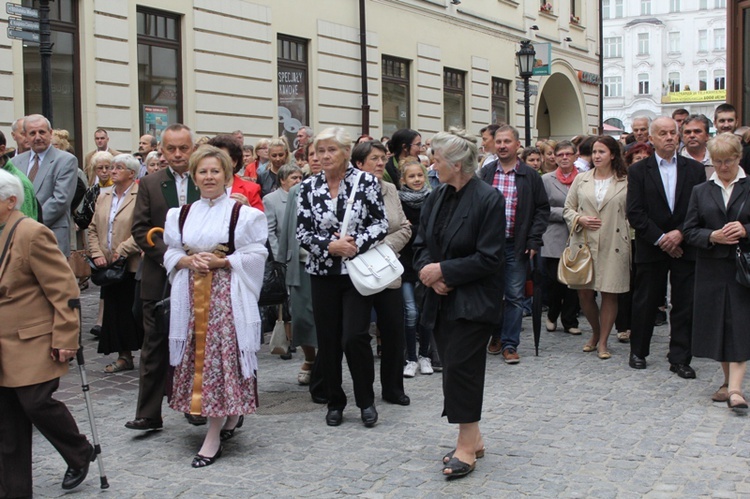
[735,196,750,287]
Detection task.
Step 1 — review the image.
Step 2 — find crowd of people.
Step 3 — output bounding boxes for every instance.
[2,101,750,492]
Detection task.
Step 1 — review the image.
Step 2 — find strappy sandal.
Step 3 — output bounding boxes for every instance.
[191,446,223,468]
[104,356,134,373]
[220,415,244,442]
[727,390,748,410]
[442,457,476,480]
[443,447,485,464]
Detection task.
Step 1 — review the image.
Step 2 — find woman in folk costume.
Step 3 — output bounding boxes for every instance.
[163,146,268,468]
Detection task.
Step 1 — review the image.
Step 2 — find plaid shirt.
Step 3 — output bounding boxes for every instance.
[492,160,519,239]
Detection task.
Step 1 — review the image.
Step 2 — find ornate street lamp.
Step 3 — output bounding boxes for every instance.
[516,40,536,147]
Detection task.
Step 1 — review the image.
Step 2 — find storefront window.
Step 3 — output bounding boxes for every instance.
[277,35,309,150]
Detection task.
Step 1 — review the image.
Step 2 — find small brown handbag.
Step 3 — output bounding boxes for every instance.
[68,249,91,279]
[557,217,593,286]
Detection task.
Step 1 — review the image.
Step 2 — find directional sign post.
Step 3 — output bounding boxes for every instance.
[6,2,40,44]
[6,3,38,18]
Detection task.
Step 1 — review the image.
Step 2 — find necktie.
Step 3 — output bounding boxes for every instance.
[28,154,39,182]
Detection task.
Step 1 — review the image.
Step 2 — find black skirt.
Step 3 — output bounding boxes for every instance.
[692,256,750,363]
[97,272,143,355]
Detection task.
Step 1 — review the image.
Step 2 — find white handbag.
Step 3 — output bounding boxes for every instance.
[340,171,404,296]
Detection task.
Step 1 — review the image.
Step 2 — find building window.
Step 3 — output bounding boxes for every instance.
[699,70,708,90]
[491,78,510,125]
[668,72,681,93]
[22,0,80,157]
[638,73,650,95]
[604,37,622,58]
[443,68,465,129]
[715,0,725,7]
[698,30,708,52]
[714,69,726,90]
[713,28,725,51]
[277,35,309,149]
[614,0,623,17]
[669,0,680,12]
[641,0,651,15]
[382,56,410,137]
[137,8,182,138]
[699,0,708,9]
[668,32,681,53]
[604,76,622,98]
[570,0,581,20]
[637,33,649,56]
[602,0,610,19]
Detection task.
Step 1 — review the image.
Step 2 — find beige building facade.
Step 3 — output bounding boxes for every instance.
[1,0,601,158]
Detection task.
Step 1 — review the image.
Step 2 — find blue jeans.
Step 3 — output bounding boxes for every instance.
[402,281,431,361]
[492,244,527,351]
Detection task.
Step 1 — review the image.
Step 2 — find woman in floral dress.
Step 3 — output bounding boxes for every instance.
[163,145,268,468]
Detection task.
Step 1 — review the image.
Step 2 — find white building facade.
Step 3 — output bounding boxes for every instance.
[1,0,601,158]
[602,0,727,133]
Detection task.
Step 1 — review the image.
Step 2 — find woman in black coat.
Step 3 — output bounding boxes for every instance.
[413,129,505,479]
[684,133,750,410]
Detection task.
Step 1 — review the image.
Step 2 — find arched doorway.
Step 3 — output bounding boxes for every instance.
[536,71,585,141]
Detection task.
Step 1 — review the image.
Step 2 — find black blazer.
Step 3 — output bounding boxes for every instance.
[413,177,505,330]
[479,160,549,259]
[683,176,750,260]
[626,154,705,263]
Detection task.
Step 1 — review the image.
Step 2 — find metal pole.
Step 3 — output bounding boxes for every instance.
[598,0,603,135]
[523,75,531,147]
[39,0,53,125]
[358,0,370,135]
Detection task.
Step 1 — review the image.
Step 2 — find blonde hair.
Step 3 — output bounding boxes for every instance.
[188,145,234,186]
[707,133,742,162]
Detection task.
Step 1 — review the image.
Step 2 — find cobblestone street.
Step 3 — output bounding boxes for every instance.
[29,286,750,498]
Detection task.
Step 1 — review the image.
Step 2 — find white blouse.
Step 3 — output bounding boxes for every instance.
[594,177,613,210]
[163,194,268,378]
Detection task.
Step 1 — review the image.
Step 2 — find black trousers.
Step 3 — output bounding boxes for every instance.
[543,258,579,330]
[135,299,168,420]
[372,287,406,400]
[0,378,90,498]
[310,274,375,410]
[433,311,493,424]
[630,259,695,364]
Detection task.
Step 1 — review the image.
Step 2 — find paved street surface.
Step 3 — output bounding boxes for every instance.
[30,286,750,498]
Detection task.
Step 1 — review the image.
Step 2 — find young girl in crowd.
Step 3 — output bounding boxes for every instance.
[398,156,434,377]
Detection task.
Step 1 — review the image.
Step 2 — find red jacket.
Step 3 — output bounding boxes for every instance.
[231,175,264,212]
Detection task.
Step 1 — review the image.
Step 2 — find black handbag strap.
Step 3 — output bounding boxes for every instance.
[178,201,241,255]
[178,203,192,245]
[0,216,28,269]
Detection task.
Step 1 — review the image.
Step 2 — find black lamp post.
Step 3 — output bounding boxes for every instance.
[516,40,536,147]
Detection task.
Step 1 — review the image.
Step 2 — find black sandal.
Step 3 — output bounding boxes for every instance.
[191,446,223,468]
[442,447,485,464]
[219,415,244,442]
[442,457,476,480]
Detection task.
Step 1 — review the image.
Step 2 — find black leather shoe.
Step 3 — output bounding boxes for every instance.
[326,408,343,426]
[361,405,378,428]
[383,393,411,406]
[670,364,696,379]
[62,445,95,490]
[629,354,647,370]
[185,413,207,426]
[124,417,163,431]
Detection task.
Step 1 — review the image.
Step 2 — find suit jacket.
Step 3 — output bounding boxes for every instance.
[413,177,506,330]
[87,183,142,272]
[0,211,79,387]
[231,175,264,212]
[263,187,289,259]
[540,171,573,259]
[277,183,304,286]
[479,160,550,259]
[131,168,199,301]
[14,146,78,255]
[563,170,630,293]
[626,154,705,263]
[683,176,750,260]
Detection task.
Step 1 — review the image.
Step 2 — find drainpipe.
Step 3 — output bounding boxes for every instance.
[598,0,603,134]
[359,0,370,135]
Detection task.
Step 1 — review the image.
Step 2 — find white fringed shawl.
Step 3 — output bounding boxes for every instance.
[163,195,268,379]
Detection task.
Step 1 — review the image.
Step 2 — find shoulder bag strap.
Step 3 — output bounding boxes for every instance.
[227,202,242,255]
[0,216,28,268]
[178,203,192,245]
[339,170,364,240]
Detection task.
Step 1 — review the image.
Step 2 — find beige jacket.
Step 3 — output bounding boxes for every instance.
[380,181,411,288]
[88,182,142,273]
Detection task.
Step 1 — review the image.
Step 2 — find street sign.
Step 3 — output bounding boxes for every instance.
[7,27,39,44]
[9,18,39,31]
[6,2,38,18]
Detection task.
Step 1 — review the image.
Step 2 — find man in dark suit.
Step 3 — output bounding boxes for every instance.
[626,116,706,377]
[126,124,200,431]
[12,114,78,255]
[480,125,549,364]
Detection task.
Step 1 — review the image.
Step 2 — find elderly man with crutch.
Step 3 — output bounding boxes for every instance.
[0,169,107,496]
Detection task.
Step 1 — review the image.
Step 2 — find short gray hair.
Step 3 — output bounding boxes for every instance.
[300,126,314,137]
[314,127,352,154]
[650,116,678,135]
[90,150,114,169]
[23,114,51,132]
[113,153,141,176]
[0,169,24,210]
[430,128,478,175]
[11,118,24,133]
[145,150,160,164]
[278,163,302,182]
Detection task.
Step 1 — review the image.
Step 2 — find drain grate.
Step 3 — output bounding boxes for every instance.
[256,391,320,415]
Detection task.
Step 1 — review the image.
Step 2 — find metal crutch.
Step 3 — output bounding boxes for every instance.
[69,298,110,489]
